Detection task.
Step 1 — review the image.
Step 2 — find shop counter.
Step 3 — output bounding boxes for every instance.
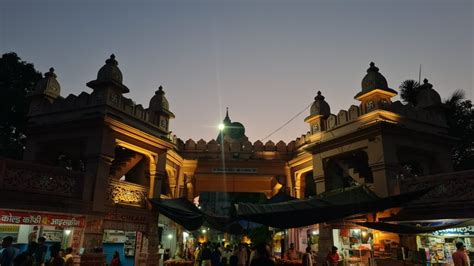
[275,259,302,266]
[164,260,193,266]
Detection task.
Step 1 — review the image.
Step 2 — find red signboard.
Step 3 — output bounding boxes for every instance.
[0,210,86,227]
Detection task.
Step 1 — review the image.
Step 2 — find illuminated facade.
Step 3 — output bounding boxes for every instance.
[0,55,469,265]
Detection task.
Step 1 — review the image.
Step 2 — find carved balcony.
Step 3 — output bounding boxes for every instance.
[400,169,474,206]
[0,158,83,198]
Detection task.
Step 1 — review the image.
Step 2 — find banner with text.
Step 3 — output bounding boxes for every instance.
[0,210,86,227]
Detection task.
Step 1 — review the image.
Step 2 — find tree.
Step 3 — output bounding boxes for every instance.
[444,90,474,170]
[398,80,474,170]
[247,226,272,245]
[0,52,42,159]
[399,79,421,106]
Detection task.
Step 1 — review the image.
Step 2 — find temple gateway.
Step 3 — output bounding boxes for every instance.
[1,55,472,265]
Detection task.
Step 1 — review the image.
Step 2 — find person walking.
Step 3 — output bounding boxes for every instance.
[46,243,64,266]
[326,246,340,266]
[201,242,212,266]
[285,243,298,261]
[302,247,313,266]
[249,243,275,266]
[63,248,74,266]
[1,236,19,266]
[194,244,202,266]
[110,251,121,266]
[34,237,47,266]
[237,245,247,266]
[452,242,470,266]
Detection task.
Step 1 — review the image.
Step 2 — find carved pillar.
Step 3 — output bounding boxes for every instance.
[317,225,334,263]
[313,154,325,195]
[84,155,113,212]
[185,175,195,201]
[146,211,160,266]
[368,136,399,197]
[83,129,115,211]
[284,165,292,195]
[153,153,167,198]
[80,216,106,265]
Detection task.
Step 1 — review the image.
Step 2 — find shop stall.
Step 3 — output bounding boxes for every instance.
[0,209,85,260]
[417,226,474,264]
[333,227,400,265]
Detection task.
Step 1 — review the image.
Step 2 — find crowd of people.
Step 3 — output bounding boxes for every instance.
[188,242,275,266]
[0,236,74,266]
[164,242,326,266]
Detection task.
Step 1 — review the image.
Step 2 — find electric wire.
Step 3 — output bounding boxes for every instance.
[260,102,312,141]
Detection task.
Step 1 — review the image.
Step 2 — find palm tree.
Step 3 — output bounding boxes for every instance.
[399,79,421,106]
[444,90,474,170]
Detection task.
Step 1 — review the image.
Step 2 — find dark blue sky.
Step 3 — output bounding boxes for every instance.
[1,0,472,142]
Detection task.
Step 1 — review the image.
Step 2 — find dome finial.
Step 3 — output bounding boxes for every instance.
[45,67,57,78]
[367,62,379,72]
[105,54,118,65]
[156,85,165,95]
[314,90,325,101]
[423,78,429,84]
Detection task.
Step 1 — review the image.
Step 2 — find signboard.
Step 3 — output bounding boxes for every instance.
[105,212,148,224]
[432,226,474,236]
[0,210,85,227]
[212,168,257,174]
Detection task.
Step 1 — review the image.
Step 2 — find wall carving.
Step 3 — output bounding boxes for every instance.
[1,160,82,197]
[401,170,474,204]
[107,180,148,207]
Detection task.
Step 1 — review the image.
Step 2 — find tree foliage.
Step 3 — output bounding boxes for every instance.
[399,79,421,106]
[399,80,474,170]
[444,91,474,170]
[0,52,42,159]
[247,226,272,245]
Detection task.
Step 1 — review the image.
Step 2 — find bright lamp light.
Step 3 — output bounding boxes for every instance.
[218,124,225,130]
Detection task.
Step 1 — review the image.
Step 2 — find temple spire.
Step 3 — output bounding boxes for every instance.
[223,107,231,124]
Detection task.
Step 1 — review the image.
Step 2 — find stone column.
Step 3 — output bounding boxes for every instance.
[368,136,399,197]
[146,211,161,266]
[284,165,292,195]
[84,155,113,212]
[316,225,334,264]
[313,154,326,195]
[153,153,167,198]
[185,175,195,201]
[80,216,106,266]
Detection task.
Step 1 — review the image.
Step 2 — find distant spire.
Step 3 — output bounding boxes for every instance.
[223,107,231,124]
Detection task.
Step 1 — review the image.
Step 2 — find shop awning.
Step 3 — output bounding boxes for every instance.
[356,220,472,234]
[235,186,433,229]
[149,190,297,233]
[149,197,205,231]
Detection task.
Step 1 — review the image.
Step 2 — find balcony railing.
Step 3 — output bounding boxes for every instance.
[400,169,474,205]
[0,158,83,198]
[106,179,148,208]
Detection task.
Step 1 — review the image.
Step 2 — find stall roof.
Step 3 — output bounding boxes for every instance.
[150,185,432,231]
[356,220,473,234]
[236,186,432,229]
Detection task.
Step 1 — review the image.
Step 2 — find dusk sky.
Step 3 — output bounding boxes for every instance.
[1,0,472,142]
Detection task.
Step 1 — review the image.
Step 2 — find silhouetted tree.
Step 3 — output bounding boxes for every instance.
[399,80,474,170]
[399,79,421,106]
[444,90,474,170]
[0,52,42,159]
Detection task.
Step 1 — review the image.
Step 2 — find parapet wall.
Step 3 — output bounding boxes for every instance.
[29,90,176,141]
[176,138,297,154]
[323,100,446,132]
